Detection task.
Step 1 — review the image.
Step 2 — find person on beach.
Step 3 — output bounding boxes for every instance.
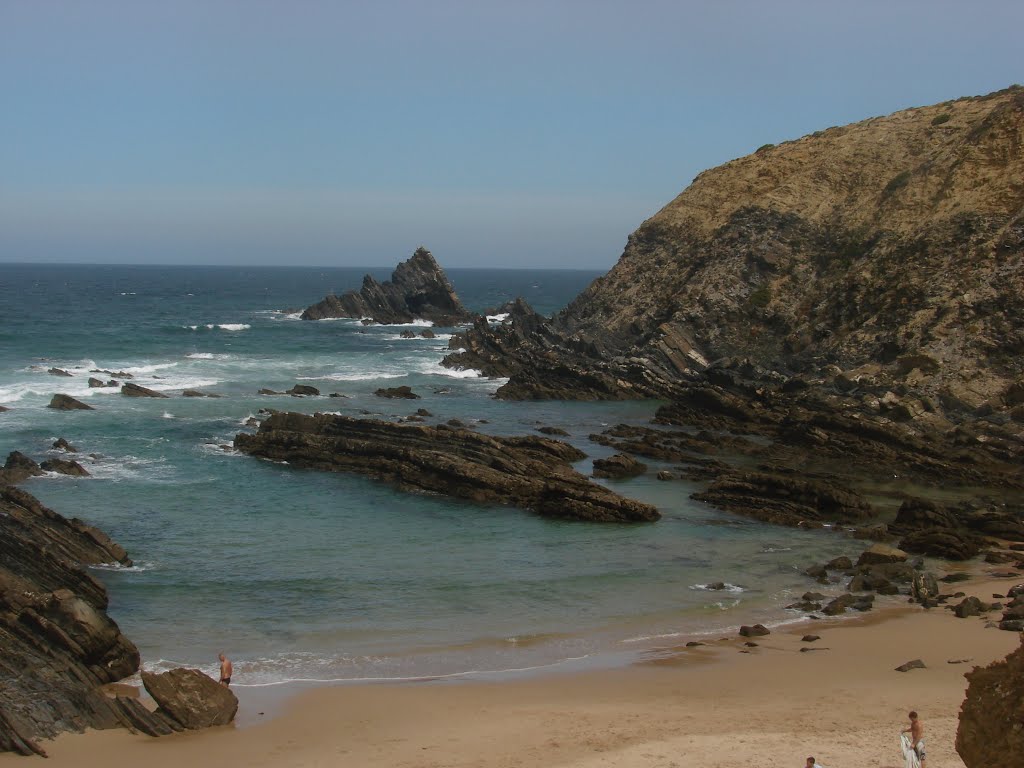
[902,711,925,768]
[805,757,824,768]
[218,653,233,686]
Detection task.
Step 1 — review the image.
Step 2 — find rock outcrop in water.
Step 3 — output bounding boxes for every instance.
[301,247,472,325]
[235,412,660,522]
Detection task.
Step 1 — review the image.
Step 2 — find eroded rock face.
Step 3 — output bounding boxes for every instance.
[956,636,1024,766]
[302,247,472,325]
[141,669,238,729]
[0,484,179,755]
[48,394,94,410]
[445,89,1024,420]
[234,412,660,523]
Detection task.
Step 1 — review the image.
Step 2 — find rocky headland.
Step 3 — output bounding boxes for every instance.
[301,246,472,325]
[234,412,660,522]
[439,87,1023,554]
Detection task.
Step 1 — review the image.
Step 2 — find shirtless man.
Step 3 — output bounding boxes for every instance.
[218,653,233,686]
[902,711,925,767]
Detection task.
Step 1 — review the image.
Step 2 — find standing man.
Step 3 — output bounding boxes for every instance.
[218,653,233,687]
[902,711,925,768]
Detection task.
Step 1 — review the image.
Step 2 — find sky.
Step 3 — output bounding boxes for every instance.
[1,1,1021,269]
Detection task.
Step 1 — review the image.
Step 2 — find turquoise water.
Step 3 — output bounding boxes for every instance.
[0,264,855,687]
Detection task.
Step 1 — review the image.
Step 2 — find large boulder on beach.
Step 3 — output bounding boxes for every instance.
[141,668,238,729]
[121,382,168,398]
[956,636,1024,766]
[47,394,93,411]
[856,543,908,566]
[301,247,472,326]
[899,528,981,561]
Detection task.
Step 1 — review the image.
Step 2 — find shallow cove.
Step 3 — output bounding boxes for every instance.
[3,264,867,688]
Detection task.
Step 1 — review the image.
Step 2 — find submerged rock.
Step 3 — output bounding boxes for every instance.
[234,412,660,523]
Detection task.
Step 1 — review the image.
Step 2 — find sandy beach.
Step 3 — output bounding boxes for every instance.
[6,572,1019,768]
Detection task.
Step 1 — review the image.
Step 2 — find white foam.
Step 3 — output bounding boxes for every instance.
[689,583,746,593]
[304,372,406,382]
[217,323,250,331]
[161,411,174,419]
[486,313,510,323]
[185,352,234,360]
[414,361,482,379]
[90,561,157,573]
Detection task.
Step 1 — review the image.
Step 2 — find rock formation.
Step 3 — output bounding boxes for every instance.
[122,382,168,398]
[140,669,238,729]
[0,467,237,754]
[956,635,1024,766]
[445,88,1024,420]
[0,484,176,754]
[235,412,660,523]
[48,393,93,410]
[302,247,472,325]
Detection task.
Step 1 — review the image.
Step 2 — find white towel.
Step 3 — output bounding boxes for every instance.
[900,733,921,768]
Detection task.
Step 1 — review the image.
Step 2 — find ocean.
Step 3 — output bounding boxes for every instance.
[0,263,857,689]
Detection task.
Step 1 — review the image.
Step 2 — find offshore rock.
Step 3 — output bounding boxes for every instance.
[121,382,168,398]
[592,453,647,479]
[48,393,93,410]
[956,636,1024,766]
[301,247,472,325]
[0,484,181,754]
[234,412,660,523]
[40,458,90,477]
[141,669,238,729]
[0,452,45,485]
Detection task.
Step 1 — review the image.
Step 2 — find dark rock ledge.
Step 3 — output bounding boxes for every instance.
[234,412,660,523]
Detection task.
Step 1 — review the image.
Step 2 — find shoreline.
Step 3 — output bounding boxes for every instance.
[8,570,1020,767]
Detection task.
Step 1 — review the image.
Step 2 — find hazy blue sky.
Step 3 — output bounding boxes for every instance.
[1,1,1021,269]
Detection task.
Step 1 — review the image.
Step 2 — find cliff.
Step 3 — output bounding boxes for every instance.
[445,86,1024,424]
[302,247,472,325]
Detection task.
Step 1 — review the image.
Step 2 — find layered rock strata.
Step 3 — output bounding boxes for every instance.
[302,247,472,325]
[0,484,177,755]
[235,412,660,522]
[444,87,1024,432]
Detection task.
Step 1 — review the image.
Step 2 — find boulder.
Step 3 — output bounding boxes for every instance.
[895,659,926,672]
[739,624,770,637]
[856,543,908,566]
[287,384,321,397]
[141,668,238,729]
[900,528,981,560]
[258,388,283,395]
[953,596,989,618]
[400,330,416,339]
[592,453,647,479]
[956,636,1024,766]
[182,390,221,398]
[826,556,853,570]
[374,385,420,399]
[88,377,106,388]
[912,572,939,602]
[538,426,569,436]
[47,394,94,411]
[52,438,78,452]
[0,452,44,484]
[47,367,73,377]
[657,470,674,481]
[121,383,168,398]
[421,329,436,339]
[40,458,89,477]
